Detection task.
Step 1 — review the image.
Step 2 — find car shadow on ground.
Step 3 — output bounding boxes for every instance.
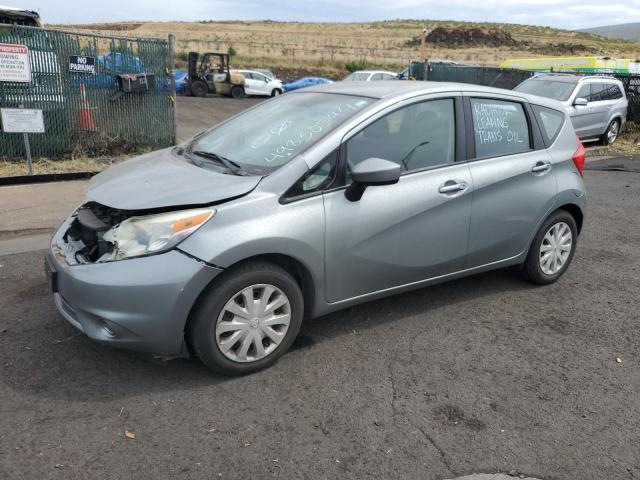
[1,254,533,403]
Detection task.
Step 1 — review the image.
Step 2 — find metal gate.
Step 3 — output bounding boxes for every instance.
[0,24,175,159]
[425,63,535,90]
[612,75,640,123]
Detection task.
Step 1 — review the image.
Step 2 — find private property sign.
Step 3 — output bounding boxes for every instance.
[0,43,31,83]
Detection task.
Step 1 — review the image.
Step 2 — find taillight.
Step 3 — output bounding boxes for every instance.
[572,137,586,177]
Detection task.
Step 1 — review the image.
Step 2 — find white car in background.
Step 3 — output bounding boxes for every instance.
[233,69,283,97]
[343,70,398,81]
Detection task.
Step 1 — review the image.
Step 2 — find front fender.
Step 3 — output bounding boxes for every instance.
[177,192,327,309]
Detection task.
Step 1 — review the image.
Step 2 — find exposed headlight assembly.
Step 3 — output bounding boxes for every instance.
[99,208,215,262]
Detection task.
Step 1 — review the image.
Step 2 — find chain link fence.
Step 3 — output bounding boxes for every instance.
[0,25,175,159]
[425,63,535,90]
[605,74,639,123]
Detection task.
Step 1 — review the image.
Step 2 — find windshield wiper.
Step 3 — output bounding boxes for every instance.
[190,150,248,176]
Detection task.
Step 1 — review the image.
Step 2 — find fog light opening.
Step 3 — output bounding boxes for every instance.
[102,325,116,338]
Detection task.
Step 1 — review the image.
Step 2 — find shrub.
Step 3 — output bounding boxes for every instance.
[344,60,367,72]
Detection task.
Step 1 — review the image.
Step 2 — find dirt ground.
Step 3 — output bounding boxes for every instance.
[1,166,639,479]
[176,96,263,142]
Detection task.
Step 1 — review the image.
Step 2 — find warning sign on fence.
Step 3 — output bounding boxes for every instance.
[1,108,45,133]
[0,43,31,83]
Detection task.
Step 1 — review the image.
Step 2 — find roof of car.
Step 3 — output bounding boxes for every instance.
[530,73,621,84]
[297,80,525,100]
[350,70,397,75]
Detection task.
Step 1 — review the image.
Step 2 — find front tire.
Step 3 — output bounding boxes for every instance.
[189,80,208,97]
[523,210,578,285]
[230,85,245,99]
[188,261,304,375]
[271,88,282,97]
[600,119,620,145]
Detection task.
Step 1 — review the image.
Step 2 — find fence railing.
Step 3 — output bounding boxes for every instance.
[0,25,175,159]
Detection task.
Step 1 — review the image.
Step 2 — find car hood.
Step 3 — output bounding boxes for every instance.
[87,148,262,210]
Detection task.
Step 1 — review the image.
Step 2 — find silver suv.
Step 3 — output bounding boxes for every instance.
[47,82,586,375]
[515,73,627,145]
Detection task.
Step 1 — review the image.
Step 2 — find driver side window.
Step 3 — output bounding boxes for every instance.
[345,99,455,182]
[576,84,591,102]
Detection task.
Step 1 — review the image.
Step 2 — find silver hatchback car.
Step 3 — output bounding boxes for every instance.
[515,73,628,145]
[47,82,586,375]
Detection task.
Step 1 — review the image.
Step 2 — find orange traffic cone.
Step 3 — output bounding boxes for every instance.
[77,83,95,131]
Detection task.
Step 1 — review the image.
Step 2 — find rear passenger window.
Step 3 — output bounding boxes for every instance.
[471,98,531,158]
[603,83,623,100]
[532,105,565,145]
[370,73,383,81]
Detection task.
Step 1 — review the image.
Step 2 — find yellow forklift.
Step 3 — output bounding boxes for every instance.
[186,51,245,98]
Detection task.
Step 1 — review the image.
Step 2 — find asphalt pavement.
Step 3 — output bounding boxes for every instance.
[1,168,639,479]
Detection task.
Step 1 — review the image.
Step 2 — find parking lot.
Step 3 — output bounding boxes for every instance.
[1,97,639,480]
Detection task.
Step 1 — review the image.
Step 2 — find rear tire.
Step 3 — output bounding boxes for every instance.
[230,85,245,99]
[523,210,578,285]
[188,261,304,376]
[189,80,208,97]
[600,119,620,145]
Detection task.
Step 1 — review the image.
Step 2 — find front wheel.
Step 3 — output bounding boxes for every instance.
[600,119,620,145]
[523,210,578,285]
[188,261,304,375]
[230,85,245,99]
[271,88,282,97]
[189,80,208,97]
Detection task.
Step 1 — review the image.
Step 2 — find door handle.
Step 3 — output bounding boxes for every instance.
[532,162,552,173]
[438,181,467,194]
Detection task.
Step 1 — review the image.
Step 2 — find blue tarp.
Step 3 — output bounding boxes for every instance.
[283,76,333,92]
[174,69,188,94]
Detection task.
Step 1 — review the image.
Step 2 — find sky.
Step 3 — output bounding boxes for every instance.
[2,0,640,30]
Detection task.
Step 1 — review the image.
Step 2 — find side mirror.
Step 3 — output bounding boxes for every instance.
[574,97,588,106]
[345,158,401,202]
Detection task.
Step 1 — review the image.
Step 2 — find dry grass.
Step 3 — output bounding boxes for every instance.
[49,19,640,72]
[607,123,640,156]
[588,123,640,157]
[0,156,124,177]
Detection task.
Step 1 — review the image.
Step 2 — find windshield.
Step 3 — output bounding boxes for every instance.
[190,92,373,174]
[515,78,578,101]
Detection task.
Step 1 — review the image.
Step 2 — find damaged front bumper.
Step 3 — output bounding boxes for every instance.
[47,212,223,357]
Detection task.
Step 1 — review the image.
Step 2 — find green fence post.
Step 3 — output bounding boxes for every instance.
[168,33,177,145]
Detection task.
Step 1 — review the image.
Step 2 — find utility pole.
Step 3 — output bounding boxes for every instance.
[419,25,428,62]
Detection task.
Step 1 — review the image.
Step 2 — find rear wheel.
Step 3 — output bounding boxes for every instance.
[230,85,245,99]
[600,119,620,145]
[523,210,578,285]
[188,261,304,375]
[189,80,208,97]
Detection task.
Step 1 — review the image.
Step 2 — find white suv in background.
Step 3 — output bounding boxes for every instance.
[233,70,283,97]
[343,70,398,81]
[515,74,628,145]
